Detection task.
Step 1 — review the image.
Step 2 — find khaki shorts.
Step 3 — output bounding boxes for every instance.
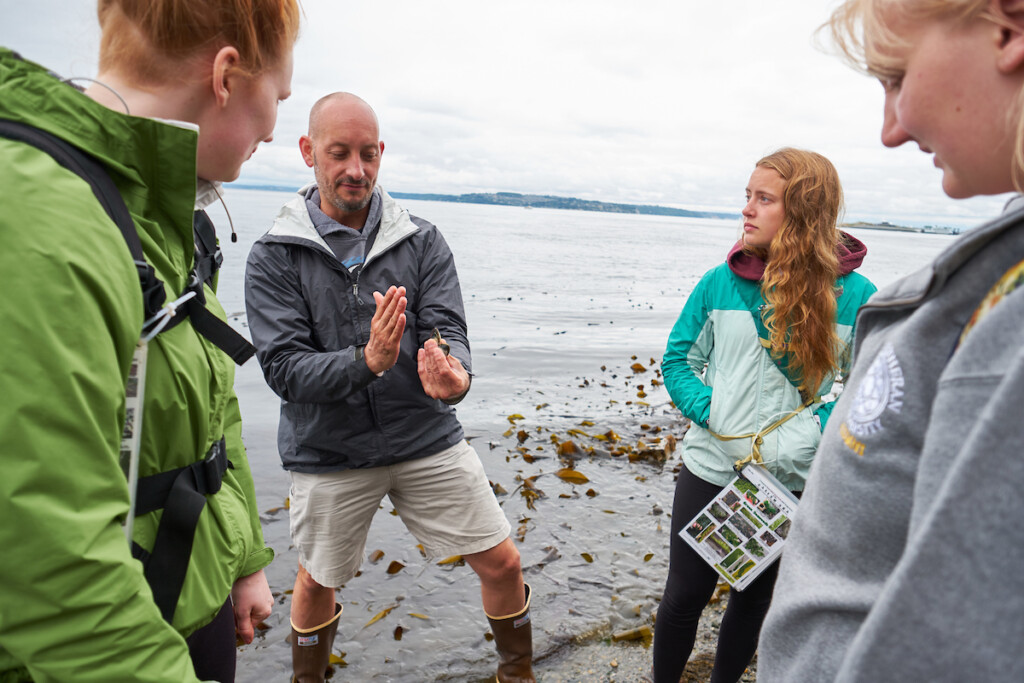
[289,440,512,588]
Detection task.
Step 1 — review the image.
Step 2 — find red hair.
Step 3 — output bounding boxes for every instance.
[753,148,846,396]
[97,0,300,84]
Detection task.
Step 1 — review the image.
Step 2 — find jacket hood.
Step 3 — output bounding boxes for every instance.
[0,49,198,225]
[263,183,418,263]
[0,48,200,292]
[727,231,869,282]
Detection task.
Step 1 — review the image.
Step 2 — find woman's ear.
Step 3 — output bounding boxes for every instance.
[995,0,1024,73]
[210,46,241,107]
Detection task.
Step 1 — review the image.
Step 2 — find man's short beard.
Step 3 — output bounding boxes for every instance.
[326,190,372,214]
[312,151,374,214]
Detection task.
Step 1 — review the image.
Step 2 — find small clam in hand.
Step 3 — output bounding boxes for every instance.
[431,328,450,356]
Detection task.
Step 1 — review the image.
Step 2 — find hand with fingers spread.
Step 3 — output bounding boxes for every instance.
[364,285,407,375]
[418,333,470,402]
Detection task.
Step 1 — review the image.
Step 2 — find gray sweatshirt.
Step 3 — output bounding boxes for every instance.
[759,198,1024,682]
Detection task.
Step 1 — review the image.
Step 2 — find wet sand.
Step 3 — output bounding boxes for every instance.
[533,594,759,683]
[215,192,958,681]
[233,346,686,682]
[212,193,731,681]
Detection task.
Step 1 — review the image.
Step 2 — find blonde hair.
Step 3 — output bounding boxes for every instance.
[97,0,301,84]
[752,148,846,396]
[826,0,1024,189]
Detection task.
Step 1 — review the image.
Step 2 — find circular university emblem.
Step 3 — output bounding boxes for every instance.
[846,343,904,438]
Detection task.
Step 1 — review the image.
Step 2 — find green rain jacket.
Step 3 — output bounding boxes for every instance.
[663,237,877,491]
[0,49,273,682]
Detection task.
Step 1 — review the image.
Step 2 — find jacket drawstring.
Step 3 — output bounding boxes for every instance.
[706,396,817,473]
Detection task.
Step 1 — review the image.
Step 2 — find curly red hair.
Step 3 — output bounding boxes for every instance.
[751,148,846,396]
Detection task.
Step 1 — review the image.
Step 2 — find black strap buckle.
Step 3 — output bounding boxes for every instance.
[134,259,167,320]
[131,437,231,622]
[186,271,207,304]
[191,438,229,496]
[133,437,230,516]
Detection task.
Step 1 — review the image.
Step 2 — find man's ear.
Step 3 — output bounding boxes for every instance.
[299,135,315,168]
[995,0,1024,73]
[210,46,241,106]
[379,141,385,156]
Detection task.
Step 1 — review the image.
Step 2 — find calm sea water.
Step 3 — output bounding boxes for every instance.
[206,188,958,682]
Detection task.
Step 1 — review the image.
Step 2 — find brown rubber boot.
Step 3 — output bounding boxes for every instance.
[486,583,535,683]
[290,603,342,683]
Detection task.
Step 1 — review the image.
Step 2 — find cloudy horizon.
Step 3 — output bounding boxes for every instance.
[2,0,1012,228]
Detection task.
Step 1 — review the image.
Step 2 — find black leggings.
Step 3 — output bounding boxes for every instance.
[186,598,237,682]
[653,466,787,683]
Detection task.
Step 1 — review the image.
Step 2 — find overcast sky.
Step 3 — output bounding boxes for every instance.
[2,0,1012,227]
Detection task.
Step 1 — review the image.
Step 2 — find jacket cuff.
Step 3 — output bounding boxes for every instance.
[814,401,835,432]
[353,345,384,379]
[698,401,712,428]
[442,374,472,405]
[241,547,275,578]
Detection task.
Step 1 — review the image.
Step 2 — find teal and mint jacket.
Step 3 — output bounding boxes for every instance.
[663,237,877,491]
[0,49,272,682]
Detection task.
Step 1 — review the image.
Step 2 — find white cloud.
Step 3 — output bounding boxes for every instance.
[1,0,1011,226]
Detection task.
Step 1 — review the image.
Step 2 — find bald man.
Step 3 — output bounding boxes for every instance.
[244,93,534,683]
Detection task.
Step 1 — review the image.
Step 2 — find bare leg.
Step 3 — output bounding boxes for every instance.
[290,561,338,629]
[464,537,525,615]
[469,538,534,682]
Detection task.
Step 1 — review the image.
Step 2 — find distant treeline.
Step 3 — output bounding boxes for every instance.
[389,191,740,220]
[225,184,956,232]
[226,183,738,220]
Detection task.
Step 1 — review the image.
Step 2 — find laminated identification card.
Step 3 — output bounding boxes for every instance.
[120,342,148,541]
[679,464,798,591]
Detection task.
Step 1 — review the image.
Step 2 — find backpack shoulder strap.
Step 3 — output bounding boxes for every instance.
[0,118,166,316]
[0,118,255,365]
[1,117,250,622]
[192,209,223,287]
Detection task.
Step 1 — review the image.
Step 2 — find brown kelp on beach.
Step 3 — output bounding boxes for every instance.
[238,353,696,681]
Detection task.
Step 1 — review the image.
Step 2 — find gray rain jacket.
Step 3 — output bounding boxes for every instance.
[245,186,470,473]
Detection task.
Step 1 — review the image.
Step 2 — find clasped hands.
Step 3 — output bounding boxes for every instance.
[362,285,470,401]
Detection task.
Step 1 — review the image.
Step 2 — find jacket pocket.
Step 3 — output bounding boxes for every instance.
[291,401,314,446]
[769,412,822,489]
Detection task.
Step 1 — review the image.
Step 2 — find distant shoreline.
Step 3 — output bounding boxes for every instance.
[845,220,932,234]
[226,183,739,220]
[226,183,962,234]
[387,190,742,221]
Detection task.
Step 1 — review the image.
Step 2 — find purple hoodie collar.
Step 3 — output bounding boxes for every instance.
[726,231,868,282]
